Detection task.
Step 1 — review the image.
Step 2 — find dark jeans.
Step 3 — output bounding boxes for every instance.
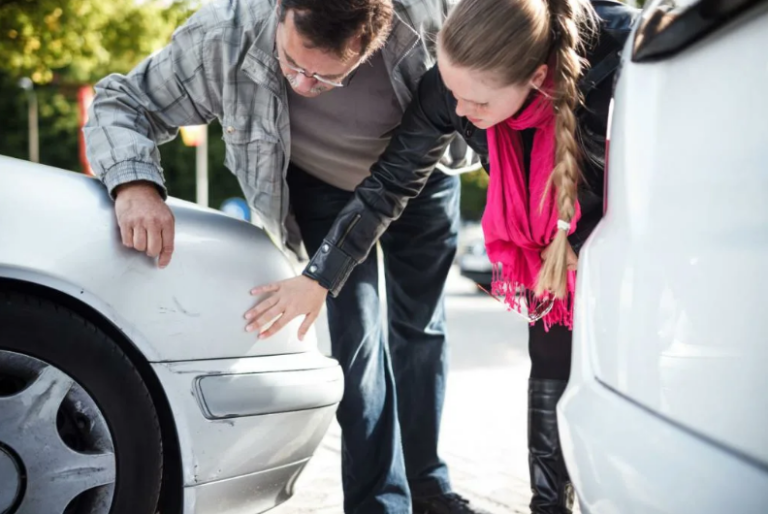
[288,164,460,514]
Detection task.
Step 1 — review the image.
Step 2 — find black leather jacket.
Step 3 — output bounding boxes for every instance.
[304,0,638,296]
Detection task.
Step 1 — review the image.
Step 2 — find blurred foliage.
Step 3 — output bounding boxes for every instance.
[0,0,194,84]
[0,69,242,207]
[459,168,489,222]
[0,0,242,207]
[0,73,81,171]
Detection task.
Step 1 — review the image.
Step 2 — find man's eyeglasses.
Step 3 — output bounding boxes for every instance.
[275,21,359,89]
[278,57,355,88]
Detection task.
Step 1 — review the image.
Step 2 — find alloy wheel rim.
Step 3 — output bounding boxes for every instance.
[0,350,116,514]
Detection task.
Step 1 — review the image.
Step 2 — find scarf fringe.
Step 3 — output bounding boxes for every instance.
[491,264,575,331]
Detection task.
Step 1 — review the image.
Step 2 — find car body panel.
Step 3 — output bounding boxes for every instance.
[183,460,307,514]
[0,157,315,362]
[197,367,342,419]
[152,352,341,487]
[0,158,344,513]
[560,2,768,511]
[571,2,768,467]
[558,371,768,514]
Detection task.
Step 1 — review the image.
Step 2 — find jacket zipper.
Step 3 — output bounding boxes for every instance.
[337,214,361,248]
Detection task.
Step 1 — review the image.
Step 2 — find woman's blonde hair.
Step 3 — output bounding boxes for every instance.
[440,0,597,298]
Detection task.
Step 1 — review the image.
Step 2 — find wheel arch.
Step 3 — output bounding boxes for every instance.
[0,277,183,514]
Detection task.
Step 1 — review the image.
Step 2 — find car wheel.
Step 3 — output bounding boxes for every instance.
[0,290,163,514]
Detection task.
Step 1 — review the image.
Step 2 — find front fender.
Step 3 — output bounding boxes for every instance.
[0,157,315,361]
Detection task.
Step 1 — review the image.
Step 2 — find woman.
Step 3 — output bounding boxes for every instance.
[247,0,636,512]
[437,2,600,511]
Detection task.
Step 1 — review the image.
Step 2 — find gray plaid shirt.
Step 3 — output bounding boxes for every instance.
[84,0,453,243]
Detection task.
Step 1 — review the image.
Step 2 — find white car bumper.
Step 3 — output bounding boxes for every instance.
[558,372,768,514]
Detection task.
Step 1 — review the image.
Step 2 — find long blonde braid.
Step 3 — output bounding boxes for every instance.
[535,0,595,299]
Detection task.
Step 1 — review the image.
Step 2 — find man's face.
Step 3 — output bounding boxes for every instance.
[276,10,363,97]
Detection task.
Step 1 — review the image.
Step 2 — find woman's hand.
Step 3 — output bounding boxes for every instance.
[244,275,328,340]
[541,241,578,272]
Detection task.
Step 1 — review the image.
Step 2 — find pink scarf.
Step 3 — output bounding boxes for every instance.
[481,81,581,329]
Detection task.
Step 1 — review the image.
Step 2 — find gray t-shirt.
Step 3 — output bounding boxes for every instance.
[287,51,403,191]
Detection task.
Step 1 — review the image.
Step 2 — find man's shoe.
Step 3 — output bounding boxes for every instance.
[412,492,491,514]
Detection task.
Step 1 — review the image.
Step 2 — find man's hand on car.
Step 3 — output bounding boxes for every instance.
[114,181,175,268]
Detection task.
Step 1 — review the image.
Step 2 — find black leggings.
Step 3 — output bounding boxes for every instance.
[528,320,573,381]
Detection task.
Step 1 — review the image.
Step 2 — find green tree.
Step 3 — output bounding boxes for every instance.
[460,168,490,222]
[0,0,193,84]
[0,0,243,207]
[0,68,242,207]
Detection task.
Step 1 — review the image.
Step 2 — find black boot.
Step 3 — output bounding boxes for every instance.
[528,379,574,514]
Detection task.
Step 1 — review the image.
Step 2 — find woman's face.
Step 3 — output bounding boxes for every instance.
[437,47,548,130]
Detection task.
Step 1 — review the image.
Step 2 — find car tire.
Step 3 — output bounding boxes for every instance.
[0,290,163,514]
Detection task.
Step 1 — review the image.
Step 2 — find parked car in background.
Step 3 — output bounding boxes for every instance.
[0,157,343,514]
[558,0,768,512]
[457,231,494,292]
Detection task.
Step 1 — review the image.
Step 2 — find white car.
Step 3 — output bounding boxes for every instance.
[558,0,768,513]
[0,157,343,514]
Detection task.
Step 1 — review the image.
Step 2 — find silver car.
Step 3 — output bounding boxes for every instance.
[0,156,343,514]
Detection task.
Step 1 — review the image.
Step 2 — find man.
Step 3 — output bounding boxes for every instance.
[84,0,484,513]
